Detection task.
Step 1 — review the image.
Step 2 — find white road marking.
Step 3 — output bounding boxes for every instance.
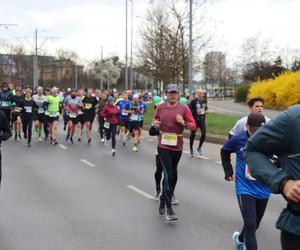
[80,159,96,167]
[209,104,244,115]
[215,161,222,165]
[195,155,210,160]
[58,144,67,150]
[183,150,190,154]
[126,185,155,200]
[146,139,154,142]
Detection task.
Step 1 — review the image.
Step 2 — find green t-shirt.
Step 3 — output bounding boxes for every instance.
[46,95,61,115]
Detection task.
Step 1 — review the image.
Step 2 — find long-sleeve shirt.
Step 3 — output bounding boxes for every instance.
[101,104,119,124]
[243,104,300,235]
[154,103,196,151]
[0,110,12,144]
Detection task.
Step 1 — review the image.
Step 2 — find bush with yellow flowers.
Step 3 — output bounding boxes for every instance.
[248,71,300,109]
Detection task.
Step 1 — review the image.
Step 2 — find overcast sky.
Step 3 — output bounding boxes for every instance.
[0,0,299,66]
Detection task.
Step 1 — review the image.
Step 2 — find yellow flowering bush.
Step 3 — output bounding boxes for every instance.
[248,71,300,109]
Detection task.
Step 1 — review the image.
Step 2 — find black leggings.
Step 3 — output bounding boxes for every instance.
[237,194,269,250]
[190,119,206,150]
[105,123,117,149]
[281,230,300,250]
[158,148,182,209]
[22,117,33,143]
[155,154,163,192]
[98,116,105,139]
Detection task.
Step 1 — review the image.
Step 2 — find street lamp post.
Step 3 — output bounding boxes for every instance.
[129,0,134,91]
[188,0,193,96]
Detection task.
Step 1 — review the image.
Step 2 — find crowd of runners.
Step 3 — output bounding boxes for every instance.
[0,80,299,250]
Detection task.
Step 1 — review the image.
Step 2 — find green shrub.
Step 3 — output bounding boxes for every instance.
[235,83,250,103]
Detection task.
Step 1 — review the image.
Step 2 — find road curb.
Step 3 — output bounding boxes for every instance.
[143,125,227,145]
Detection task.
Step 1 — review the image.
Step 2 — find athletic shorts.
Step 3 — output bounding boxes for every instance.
[129,121,140,131]
[47,115,59,123]
[34,113,46,123]
[139,120,144,129]
[67,116,78,124]
[84,113,95,124]
[77,114,85,125]
[11,112,21,123]
[119,119,128,128]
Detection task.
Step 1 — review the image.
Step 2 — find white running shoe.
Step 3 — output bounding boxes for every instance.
[232,231,245,250]
[101,138,105,143]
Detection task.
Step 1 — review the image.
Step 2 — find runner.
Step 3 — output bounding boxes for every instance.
[116,91,131,146]
[138,94,147,143]
[64,89,83,144]
[32,87,47,142]
[76,89,85,142]
[153,84,196,221]
[188,88,208,156]
[11,88,23,140]
[126,94,144,152]
[0,110,12,187]
[63,88,71,131]
[97,90,108,143]
[83,88,98,144]
[45,87,62,145]
[220,113,270,250]
[0,82,14,126]
[229,97,270,138]
[19,89,37,147]
[100,96,119,156]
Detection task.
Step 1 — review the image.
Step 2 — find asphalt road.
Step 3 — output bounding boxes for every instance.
[208,99,282,118]
[0,125,285,250]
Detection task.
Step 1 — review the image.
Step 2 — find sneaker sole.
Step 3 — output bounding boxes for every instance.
[166,216,178,221]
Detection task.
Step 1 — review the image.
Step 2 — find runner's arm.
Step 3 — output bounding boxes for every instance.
[183,106,196,131]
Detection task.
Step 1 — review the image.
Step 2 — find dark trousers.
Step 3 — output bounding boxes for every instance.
[281,230,300,250]
[105,123,117,149]
[237,194,269,250]
[155,154,163,192]
[158,148,182,209]
[190,119,206,150]
[22,116,33,143]
[98,116,105,139]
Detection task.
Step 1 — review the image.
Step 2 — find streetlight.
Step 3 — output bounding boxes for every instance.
[188,0,193,96]
[125,0,129,90]
[129,0,134,91]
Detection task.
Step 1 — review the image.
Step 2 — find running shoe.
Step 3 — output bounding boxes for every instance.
[154,191,160,201]
[78,138,81,142]
[38,137,42,143]
[122,141,126,146]
[159,200,166,215]
[112,149,116,157]
[88,138,92,144]
[197,147,203,155]
[52,139,58,145]
[232,232,245,250]
[132,145,138,152]
[190,148,194,157]
[101,138,105,143]
[104,139,109,146]
[171,195,179,205]
[166,208,178,221]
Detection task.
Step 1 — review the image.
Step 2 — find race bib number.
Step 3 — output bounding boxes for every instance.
[131,114,139,121]
[121,110,128,116]
[14,107,21,112]
[69,112,77,118]
[78,110,83,115]
[2,101,8,107]
[161,133,178,146]
[245,165,256,181]
[25,106,32,113]
[85,103,92,109]
[104,121,110,129]
[49,112,58,117]
[38,107,44,114]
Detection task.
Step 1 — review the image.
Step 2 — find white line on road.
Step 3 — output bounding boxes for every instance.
[209,104,244,115]
[195,155,210,160]
[126,185,155,200]
[215,161,222,165]
[146,139,154,142]
[80,159,96,167]
[58,144,67,150]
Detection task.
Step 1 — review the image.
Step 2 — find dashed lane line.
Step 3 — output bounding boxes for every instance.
[59,144,68,150]
[80,159,96,167]
[126,185,155,200]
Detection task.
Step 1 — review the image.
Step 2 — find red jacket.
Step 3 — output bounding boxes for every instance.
[100,103,119,124]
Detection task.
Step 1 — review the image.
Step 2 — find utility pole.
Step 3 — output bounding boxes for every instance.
[129,0,134,91]
[125,0,129,90]
[75,63,78,90]
[188,0,193,96]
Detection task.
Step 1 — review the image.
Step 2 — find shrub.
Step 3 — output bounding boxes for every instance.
[234,83,250,103]
[248,71,300,109]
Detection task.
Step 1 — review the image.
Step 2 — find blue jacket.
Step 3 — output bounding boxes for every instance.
[244,105,300,235]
